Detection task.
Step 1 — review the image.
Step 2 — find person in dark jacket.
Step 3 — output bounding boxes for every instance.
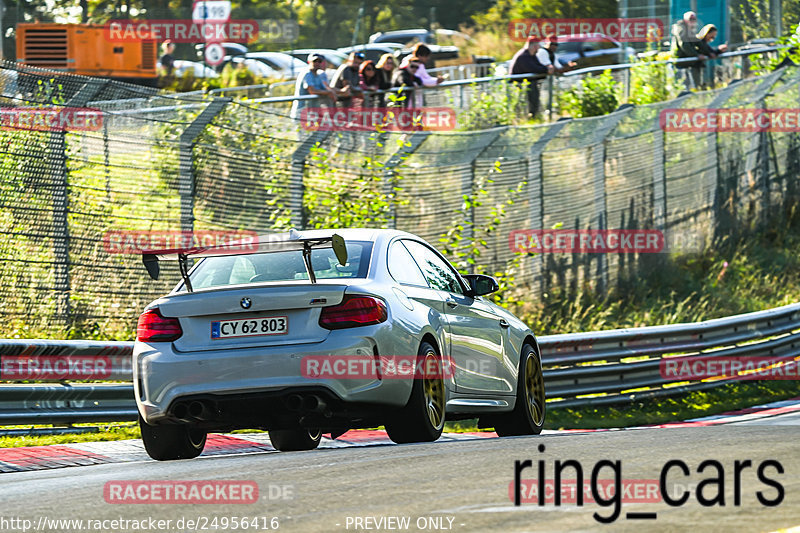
[391,58,423,107]
[374,53,396,107]
[695,24,728,88]
[509,36,548,117]
[671,11,706,89]
[359,61,381,107]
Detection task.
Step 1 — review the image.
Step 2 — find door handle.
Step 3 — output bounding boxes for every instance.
[499,319,510,328]
[446,299,458,309]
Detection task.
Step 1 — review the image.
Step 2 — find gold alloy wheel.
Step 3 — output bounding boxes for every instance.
[525,353,546,426]
[422,350,445,430]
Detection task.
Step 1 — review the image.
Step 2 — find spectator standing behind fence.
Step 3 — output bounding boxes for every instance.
[400,43,443,86]
[160,41,176,76]
[331,52,365,107]
[696,24,728,88]
[509,36,549,118]
[671,11,706,89]
[535,34,577,75]
[359,61,381,107]
[375,54,396,106]
[392,58,423,107]
[290,54,337,120]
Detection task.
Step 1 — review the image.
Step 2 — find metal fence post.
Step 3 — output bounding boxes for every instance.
[465,127,508,274]
[178,97,230,234]
[291,129,332,229]
[527,119,570,294]
[382,132,430,229]
[592,105,634,292]
[49,79,107,326]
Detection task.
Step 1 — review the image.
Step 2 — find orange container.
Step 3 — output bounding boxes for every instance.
[16,23,157,81]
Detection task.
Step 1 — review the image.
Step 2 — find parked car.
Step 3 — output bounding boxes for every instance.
[370,28,436,45]
[369,28,473,46]
[337,43,405,64]
[283,48,348,68]
[226,57,282,79]
[134,228,546,460]
[196,42,248,60]
[236,52,308,78]
[395,44,460,65]
[555,33,636,69]
[495,33,635,76]
[171,60,219,79]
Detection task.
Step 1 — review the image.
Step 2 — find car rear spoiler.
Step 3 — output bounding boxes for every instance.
[141,230,348,292]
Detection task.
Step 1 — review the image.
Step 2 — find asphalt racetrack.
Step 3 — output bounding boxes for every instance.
[2,409,799,533]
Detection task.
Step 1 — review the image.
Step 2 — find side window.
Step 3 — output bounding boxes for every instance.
[387,241,428,286]
[403,240,464,295]
[600,38,617,50]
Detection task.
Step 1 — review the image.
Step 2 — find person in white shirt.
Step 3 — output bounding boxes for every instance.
[399,43,443,86]
[535,34,576,74]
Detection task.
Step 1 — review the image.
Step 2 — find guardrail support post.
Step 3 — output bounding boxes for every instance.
[178,97,231,234]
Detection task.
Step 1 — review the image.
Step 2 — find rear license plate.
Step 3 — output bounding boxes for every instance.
[211,316,288,339]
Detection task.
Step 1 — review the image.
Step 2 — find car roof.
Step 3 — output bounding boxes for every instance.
[338,43,404,52]
[557,33,620,43]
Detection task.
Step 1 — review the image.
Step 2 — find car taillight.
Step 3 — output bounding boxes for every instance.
[137,308,183,342]
[319,296,388,330]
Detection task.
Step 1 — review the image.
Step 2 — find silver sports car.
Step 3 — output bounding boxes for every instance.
[133,228,545,460]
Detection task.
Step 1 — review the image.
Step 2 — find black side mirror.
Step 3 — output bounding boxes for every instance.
[463,274,499,296]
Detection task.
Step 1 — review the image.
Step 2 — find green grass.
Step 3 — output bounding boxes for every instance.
[0,423,140,448]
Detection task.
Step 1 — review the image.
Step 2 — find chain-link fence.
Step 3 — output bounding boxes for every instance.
[2,59,799,337]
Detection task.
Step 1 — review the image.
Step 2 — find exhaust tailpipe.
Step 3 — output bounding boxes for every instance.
[285,394,303,412]
[172,402,189,420]
[188,401,212,420]
[302,395,327,413]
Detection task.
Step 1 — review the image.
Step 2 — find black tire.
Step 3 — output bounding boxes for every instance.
[139,415,207,461]
[494,343,546,436]
[269,428,322,451]
[385,341,446,444]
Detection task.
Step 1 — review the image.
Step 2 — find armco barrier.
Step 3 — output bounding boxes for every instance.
[1,302,798,425]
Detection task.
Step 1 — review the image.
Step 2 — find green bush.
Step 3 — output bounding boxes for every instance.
[457,79,528,130]
[558,70,620,118]
[628,52,683,105]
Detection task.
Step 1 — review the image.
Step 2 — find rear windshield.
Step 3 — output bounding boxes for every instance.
[184,241,372,291]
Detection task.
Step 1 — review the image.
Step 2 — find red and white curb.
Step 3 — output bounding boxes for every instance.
[1,397,797,474]
[0,430,498,473]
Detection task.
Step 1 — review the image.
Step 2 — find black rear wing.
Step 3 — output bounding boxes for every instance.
[142,230,348,291]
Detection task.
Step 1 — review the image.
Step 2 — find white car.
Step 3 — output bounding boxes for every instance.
[134,229,546,460]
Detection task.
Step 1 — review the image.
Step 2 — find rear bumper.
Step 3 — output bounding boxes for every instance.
[134,324,413,424]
